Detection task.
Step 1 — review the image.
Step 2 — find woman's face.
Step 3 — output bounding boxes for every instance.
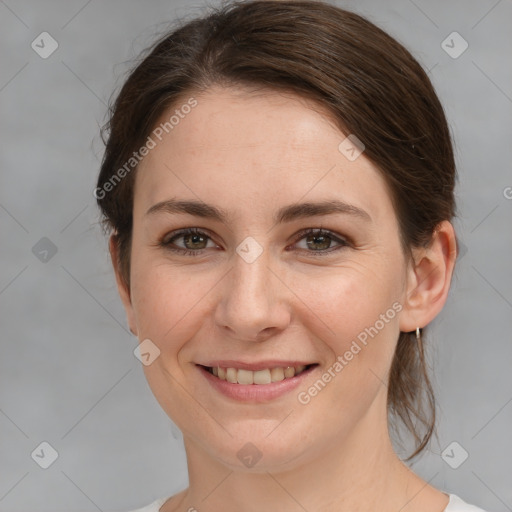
[118,86,416,470]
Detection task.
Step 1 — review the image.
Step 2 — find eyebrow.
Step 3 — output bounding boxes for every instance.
[145,198,372,224]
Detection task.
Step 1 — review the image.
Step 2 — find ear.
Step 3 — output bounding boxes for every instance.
[109,234,138,337]
[399,220,458,333]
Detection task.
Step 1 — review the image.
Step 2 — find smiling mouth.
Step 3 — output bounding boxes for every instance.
[199,364,317,385]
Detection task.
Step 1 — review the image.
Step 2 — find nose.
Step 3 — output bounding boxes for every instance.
[214,247,292,342]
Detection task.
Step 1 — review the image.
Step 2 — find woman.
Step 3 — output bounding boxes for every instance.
[96,1,489,511]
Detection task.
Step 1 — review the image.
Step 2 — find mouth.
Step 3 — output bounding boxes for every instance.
[196,362,319,402]
[200,363,317,385]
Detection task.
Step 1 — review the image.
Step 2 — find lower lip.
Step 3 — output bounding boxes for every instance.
[197,365,317,402]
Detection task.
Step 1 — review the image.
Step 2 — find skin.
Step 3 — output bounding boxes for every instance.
[110,85,457,512]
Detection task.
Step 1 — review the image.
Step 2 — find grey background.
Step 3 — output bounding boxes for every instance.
[1,0,511,511]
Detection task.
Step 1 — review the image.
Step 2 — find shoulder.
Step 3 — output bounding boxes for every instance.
[445,493,490,512]
[121,496,170,512]
[120,493,490,512]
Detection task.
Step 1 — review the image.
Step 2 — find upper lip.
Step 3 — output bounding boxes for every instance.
[197,360,316,371]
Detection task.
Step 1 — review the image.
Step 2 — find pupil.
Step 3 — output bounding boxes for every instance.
[186,234,206,249]
[307,234,330,250]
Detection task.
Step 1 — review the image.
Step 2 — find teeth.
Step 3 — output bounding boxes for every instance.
[270,367,284,382]
[226,367,237,383]
[284,366,295,378]
[254,369,271,384]
[237,369,254,385]
[208,364,308,385]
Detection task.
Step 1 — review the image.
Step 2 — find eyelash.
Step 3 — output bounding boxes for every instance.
[159,227,350,257]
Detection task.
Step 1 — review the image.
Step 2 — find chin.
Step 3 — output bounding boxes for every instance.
[199,422,315,473]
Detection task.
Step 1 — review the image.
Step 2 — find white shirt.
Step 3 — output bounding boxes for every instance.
[124,493,489,512]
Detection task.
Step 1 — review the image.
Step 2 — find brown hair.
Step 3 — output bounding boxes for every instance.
[96,0,457,460]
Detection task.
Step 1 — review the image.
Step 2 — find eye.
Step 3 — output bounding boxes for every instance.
[291,228,349,255]
[160,228,218,255]
[159,227,349,257]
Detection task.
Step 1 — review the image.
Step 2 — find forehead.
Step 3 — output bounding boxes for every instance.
[145,85,344,164]
[133,86,393,225]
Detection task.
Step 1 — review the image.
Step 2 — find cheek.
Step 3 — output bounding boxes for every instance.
[129,257,218,355]
[291,262,402,346]
[289,262,403,407]
[130,251,404,359]
[291,270,402,425]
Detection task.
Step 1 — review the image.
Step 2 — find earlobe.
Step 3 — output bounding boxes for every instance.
[109,234,138,337]
[399,221,457,333]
